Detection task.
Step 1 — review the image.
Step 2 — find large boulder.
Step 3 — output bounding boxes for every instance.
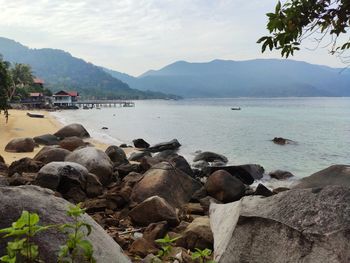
[129,196,179,226]
[33,134,60,146]
[65,147,113,185]
[131,162,201,208]
[0,155,5,164]
[132,138,150,149]
[269,170,294,180]
[105,146,128,165]
[210,186,350,263]
[293,165,350,189]
[128,151,152,162]
[205,170,245,203]
[193,151,228,163]
[203,164,264,185]
[5,137,36,153]
[8,157,44,176]
[168,155,194,177]
[59,136,86,151]
[34,146,71,164]
[54,123,90,139]
[0,185,130,263]
[147,139,181,153]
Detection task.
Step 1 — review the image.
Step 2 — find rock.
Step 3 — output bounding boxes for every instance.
[0,155,5,163]
[101,127,108,130]
[0,176,9,186]
[8,157,44,176]
[182,203,205,215]
[128,151,151,162]
[59,136,86,151]
[0,185,130,263]
[176,216,213,250]
[191,187,208,202]
[143,221,168,242]
[154,149,179,160]
[272,187,290,194]
[131,162,202,208]
[5,137,36,153]
[122,172,144,186]
[54,123,90,139]
[192,160,209,170]
[193,151,228,163]
[114,163,140,178]
[105,145,128,165]
[147,139,181,153]
[254,183,274,197]
[35,161,99,202]
[293,165,350,189]
[85,173,103,197]
[272,137,296,145]
[168,155,194,177]
[33,134,60,146]
[0,163,8,176]
[210,185,350,263]
[34,146,71,164]
[129,196,179,226]
[132,138,150,149]
[82,199,107,213]
[269,170,294,180]
[203,164,265,185]
[205,170,245,203]
[65,147,113,185]
[129,238,157,257]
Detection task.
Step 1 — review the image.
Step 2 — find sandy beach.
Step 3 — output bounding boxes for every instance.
[0,110,126,164]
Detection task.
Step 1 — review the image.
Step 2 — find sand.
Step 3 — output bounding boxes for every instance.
[0,110,133,165]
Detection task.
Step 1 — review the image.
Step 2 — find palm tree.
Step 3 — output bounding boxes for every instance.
[8,63,34,101]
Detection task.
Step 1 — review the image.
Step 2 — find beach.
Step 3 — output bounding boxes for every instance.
[0,110,117,164]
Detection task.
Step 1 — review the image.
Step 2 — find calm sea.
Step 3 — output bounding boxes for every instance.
[52,98,350,178]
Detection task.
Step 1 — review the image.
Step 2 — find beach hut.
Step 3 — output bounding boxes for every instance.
[52,90,79,107]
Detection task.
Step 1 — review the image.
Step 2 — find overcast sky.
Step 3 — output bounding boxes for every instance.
[0,0,345,76]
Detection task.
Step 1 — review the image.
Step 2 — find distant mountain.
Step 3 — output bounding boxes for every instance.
[0,37,179,99]
[106,59,350,98]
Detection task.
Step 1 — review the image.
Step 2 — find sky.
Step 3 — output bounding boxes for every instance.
[0,0,346,76]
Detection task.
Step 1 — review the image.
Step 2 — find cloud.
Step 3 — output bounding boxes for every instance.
[0,0,344,75]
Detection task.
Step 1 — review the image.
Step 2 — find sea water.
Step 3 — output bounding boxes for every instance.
[52,97,350,178]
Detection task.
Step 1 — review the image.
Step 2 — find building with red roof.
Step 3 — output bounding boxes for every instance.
[53,90,79,106]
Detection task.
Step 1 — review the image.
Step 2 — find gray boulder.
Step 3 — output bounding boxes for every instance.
[105,145,128,166]
[5,137,36,153]
[34,146,71,164]
[293,165,350,189]
[147,139,181,153]
[54,123,90,139]
[33,134,60,146]
[0,185,130,263]
[66,147,113,185]
[128,151,152,162]
[193,151,228,163]
[59,136,86,151]
[269,170,294,180]
[210,186,350,263]
[132,138,150,149]
[131,162,201,208]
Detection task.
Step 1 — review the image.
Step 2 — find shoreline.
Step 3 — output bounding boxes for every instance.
[0,110,135,165]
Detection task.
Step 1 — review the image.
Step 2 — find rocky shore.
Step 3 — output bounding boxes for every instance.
[0,121,350,262]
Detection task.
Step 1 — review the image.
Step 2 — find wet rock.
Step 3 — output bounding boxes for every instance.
[254,183,274,197]
[5,137,36,153]
[132,138,150,149]
[129,196,179,226]
[8,157,44,176]
[193,151,228,163]
[33,134,60,146]
[59,136,86,151]
[54,123,90,139]
[210,185,350,263]
[65,147,113,185]
[147,139,181,153]
[131,162,202,208]
[33,146,71,164]
[293,165,350,189]
[177,216,213,250]
[128,151,151,162]
[192,160,209,170]
[272,137,296,145]
[205,170,245,203]
[105,145,128,165]
[0,185,130,263]
[269,170,294,180]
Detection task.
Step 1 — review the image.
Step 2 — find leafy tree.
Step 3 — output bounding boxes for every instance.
[8,63,34,101]
[258,0,350,58]
[0,56,10,121]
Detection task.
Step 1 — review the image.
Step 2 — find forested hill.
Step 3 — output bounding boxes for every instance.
[0,37,179,99]
[107,59,350,98]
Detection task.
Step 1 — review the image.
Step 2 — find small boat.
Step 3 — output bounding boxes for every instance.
[27,112,44,118]
[231,107,241,110]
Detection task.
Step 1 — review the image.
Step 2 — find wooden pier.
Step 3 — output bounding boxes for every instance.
[75,100,135,109]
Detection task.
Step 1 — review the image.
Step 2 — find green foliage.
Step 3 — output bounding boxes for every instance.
[258,0,350,57]
[58,204,95,263]
[0,211,51,263]
[191,248,216,263]
[154,234,180,259]
[0,56,10,121]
